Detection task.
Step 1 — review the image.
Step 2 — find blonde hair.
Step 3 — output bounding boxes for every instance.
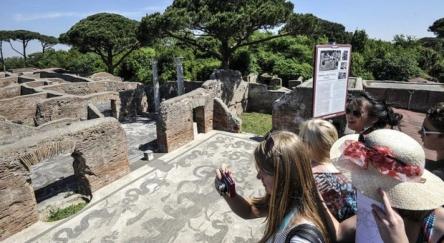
[299,119,338,163]
[252,131,334,242]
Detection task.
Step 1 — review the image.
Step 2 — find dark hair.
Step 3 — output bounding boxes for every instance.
[347,92,403,130]
[426,102,444,132]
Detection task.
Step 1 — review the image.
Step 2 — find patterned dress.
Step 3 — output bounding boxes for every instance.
[314,172,357,222]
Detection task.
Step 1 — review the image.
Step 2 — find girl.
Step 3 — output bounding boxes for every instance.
[215,131,335,242]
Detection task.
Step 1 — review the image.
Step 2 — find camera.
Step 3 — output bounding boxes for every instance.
[215,170,236,197]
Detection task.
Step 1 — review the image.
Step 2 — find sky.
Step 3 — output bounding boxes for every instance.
[1,0,443,57]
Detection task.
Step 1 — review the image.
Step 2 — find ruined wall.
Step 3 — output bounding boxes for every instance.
[0,84,21,99]
[363,81,444,112]
[247,83,290,114]
[35,92,120,126]
[157,88,213,152]
[0,93,48,126]
[272,87,313,134]
[213,98,241,133]
[38,71,92,83]
[0,76,18,88]
[41,81,142,96]
[0,116,36,145]
[0,118,129,240]
[208,69,249,116]
[272,79,363,136]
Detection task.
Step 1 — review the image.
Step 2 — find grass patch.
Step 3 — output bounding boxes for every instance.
[241,112,272,136]
[47,202,86,222]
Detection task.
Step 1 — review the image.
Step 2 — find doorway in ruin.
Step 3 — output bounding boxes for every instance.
[193,106,205,138]
[30,152,90,221]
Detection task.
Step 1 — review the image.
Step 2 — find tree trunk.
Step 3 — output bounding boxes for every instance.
[107,48,114,74]
[0,42,5,72]
[22,40,27,65]
[221,41,231,69]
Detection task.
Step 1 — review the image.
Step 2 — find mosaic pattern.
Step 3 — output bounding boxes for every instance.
[25,132,265,243]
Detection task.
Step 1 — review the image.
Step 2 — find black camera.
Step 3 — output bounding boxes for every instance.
[215,170,236,197]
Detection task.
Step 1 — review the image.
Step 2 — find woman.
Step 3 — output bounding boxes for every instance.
[422,102,444,180]
[345,92,403,134]
[299,119,357,222]
[215,131,335,242]
[331,129,444,243]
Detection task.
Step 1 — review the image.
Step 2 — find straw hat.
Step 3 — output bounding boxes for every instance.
[330,129,444,210]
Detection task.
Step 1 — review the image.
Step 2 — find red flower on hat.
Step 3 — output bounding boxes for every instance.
[341,140,423,182]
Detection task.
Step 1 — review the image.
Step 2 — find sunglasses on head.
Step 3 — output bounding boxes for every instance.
[345,108,362,117]
[420,126,444,136]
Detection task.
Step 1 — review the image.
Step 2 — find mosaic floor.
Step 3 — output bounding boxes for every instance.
[8,131,265,243]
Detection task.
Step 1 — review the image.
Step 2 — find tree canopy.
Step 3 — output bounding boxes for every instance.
[283,13,350,43]
[429,18,444,38]
[138,0,294,68]
[59,13,139,73]
[38,35,58,53]
[7,30,40,64]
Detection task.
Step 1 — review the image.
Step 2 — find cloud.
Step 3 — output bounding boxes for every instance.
[13,7,164,22]
[14,12,81,21]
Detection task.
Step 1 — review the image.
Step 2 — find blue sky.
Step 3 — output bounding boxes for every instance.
[1,0,443,57]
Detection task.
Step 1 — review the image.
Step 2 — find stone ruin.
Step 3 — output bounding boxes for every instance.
[0,69,147,239]
[155,69,247,152]
[0,67,249,240]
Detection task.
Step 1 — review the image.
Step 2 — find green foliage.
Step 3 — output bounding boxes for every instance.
[351,30,368,53]
[189,58,221,81]
[65,51,106,75]
[24,49,105,75]
[367,48,422,81]
[118,47,156,83]
[60,13,139,73]
[241,112,272,136]
[272,58,312,81]
[47,203,86,222]
[4,56,25,69]
[138,0,294,68]
[350,52,373,80]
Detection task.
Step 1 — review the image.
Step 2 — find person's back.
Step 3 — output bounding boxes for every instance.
[299,119,357,222]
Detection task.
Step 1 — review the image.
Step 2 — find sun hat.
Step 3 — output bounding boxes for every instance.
[330,129,444,210]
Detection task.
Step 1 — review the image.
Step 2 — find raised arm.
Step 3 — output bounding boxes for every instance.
[215,165,267,219]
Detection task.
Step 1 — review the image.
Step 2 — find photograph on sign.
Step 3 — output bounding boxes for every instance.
[312,44,351,118]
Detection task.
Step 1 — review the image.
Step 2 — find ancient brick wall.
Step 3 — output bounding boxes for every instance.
[35,92,120,125]
[41,81,140,95]
[157,88,213,152]
[0,118,129,240]
[0,93,48,126]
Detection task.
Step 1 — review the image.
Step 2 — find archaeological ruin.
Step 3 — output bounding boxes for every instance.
[1,65,444,241]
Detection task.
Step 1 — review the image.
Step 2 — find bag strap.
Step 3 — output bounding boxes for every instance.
[285,224,324,243]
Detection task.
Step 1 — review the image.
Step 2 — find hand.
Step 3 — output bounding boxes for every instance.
[215,164,236,197]
[371,188,408,243]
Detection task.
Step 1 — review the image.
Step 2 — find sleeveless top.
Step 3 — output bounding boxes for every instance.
[416,211,435,243]
[314,172,357,222]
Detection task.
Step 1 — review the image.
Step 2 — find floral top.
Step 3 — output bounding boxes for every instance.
[314,172,357,222]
